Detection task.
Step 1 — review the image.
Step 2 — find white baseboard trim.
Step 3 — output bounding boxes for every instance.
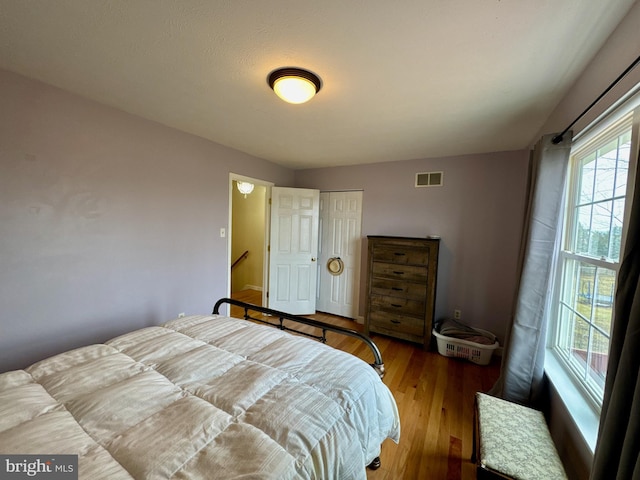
[242,285,263,292]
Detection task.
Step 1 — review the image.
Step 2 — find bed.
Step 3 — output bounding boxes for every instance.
[0,298,400,479]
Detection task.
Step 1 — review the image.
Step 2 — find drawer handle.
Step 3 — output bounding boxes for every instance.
[393,271,404,275]
[394,252,406,256]
[391,287,403,291]
[391,304,402,308]
[391,320,401,324]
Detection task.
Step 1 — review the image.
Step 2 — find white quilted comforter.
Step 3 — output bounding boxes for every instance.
[0,314,400,479]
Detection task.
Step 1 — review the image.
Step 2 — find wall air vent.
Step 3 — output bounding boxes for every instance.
[415,171,443,187]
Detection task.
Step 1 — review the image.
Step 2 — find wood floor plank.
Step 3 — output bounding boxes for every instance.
[447,436,463,480]
[229,290,501,480]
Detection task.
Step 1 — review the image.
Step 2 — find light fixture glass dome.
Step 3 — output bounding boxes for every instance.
[268,68,322,105]
[273,76,317,104]
[236,181,255,197]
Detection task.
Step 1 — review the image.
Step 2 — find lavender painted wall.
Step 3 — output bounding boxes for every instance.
[295,150,530,343]
[534,2,640,145]
[0,69,294,372]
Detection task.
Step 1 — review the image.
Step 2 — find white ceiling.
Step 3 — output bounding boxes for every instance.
[0,1,636,169]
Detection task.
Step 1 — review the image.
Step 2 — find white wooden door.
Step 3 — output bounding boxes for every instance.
[316,191,363,318]
[268,187,320,314]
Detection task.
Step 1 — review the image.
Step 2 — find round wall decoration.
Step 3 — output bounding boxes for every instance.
[327,257,344,276]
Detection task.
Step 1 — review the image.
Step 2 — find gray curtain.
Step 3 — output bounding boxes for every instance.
[590,145,640,480]
[491,132,572,405]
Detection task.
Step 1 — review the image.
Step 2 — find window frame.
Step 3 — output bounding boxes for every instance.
[548,99,640,412]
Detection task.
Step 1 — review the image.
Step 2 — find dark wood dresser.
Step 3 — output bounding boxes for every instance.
[364,235,440,349]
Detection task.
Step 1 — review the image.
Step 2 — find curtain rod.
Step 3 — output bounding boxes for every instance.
[552,53,640,144]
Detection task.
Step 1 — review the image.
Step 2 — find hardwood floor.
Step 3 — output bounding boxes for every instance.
[229,290,501,480]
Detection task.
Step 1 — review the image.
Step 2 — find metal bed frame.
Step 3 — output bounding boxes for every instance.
[212,297,385,379]
[212,297,385,470]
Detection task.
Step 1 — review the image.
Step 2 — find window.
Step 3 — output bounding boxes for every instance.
[549,104,639,409]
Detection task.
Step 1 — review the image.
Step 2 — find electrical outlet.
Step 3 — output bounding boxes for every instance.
[454,309,461,320]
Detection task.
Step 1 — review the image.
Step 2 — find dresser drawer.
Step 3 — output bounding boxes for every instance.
[372,245,429,266]
[371,262,428,283]
[369,311,425,337]
[369,294,426,317]
[370,278,427,299]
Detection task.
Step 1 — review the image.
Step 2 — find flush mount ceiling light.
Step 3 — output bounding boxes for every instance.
[268,67,322,104]
[236,181,255,198]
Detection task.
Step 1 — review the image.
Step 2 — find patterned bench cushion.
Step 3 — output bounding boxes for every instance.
[476,392,567,480]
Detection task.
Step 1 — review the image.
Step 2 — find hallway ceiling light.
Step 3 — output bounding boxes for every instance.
[236,181,255,198]
[268,68,322,104]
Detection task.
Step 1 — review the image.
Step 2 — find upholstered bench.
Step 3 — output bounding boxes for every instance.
[473,392,567,480]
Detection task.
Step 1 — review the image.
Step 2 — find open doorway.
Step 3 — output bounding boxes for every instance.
[229,174,272,307]
[228,176,363,320]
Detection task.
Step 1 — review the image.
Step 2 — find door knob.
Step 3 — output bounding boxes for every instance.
[311,257,317,262]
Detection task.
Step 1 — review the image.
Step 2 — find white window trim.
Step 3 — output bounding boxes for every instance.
[544,82,640,452]
[545,349,599,452]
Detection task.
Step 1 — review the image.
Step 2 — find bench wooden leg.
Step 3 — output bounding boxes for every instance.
[471,395,478,464]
